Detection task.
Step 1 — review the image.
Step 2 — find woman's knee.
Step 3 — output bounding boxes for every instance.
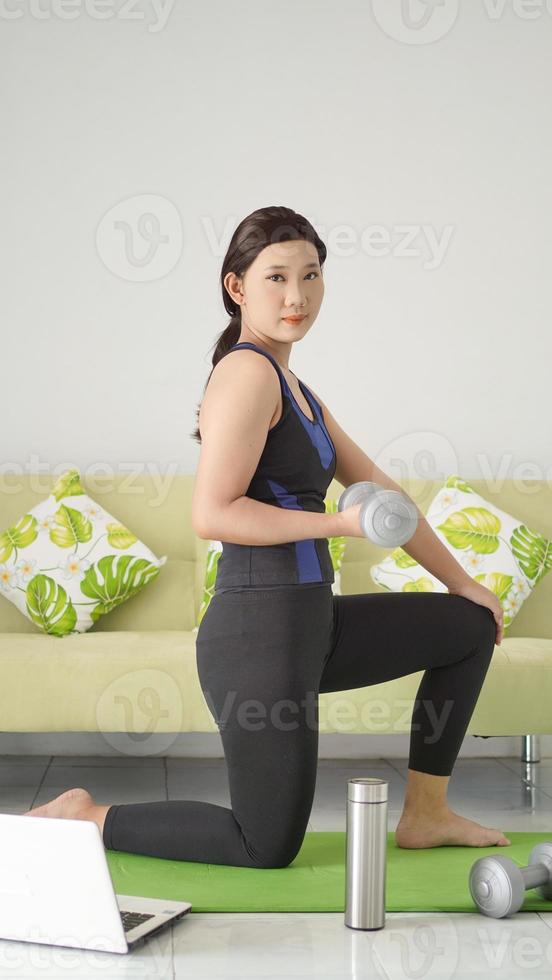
[454,595,496,659]
[250,833,305,869]
[242,812,308,869]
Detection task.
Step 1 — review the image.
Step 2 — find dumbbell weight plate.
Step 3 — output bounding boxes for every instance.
[337,482,380,512]
[469,855,525,918]
[360,493,419,549]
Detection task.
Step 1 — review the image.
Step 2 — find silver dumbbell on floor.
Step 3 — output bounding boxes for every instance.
[469,843,552,918]
[337,481,419,548]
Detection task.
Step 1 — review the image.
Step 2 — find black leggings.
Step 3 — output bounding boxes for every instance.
[102,586,496,868]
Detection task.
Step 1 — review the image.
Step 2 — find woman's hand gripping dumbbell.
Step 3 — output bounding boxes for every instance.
[469,843,552,918]
[337,481,419,548]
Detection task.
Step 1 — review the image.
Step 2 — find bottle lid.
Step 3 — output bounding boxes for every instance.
[347,777,388,803]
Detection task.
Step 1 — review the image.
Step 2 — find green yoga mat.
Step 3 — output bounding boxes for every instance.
[106,831,552,914]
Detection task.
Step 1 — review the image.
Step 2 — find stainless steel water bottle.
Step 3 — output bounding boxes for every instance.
[344,777,388,930]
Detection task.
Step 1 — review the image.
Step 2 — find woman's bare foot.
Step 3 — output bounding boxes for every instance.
[23,787,94,822]
[395,806,511,849]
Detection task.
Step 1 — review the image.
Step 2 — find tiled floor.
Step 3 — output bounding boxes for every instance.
[1,754,552,978]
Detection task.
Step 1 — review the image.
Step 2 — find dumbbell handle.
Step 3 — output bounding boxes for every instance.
[520,863,549,891]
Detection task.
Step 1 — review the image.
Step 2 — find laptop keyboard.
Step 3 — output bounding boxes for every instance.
[119,909,156,933]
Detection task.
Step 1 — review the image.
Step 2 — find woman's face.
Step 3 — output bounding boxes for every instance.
[226,239,324,345]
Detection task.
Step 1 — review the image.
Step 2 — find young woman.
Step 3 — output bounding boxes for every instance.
[25,205,509,866]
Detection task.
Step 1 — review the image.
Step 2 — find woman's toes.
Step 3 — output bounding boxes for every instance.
[484,827,511,847]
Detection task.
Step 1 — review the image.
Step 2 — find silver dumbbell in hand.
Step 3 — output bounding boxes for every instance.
[469,843,552,918]
[337,481,418,548]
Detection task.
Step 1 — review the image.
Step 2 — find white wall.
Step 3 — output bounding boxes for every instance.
[2,0,551,756]
[3,0,550,481]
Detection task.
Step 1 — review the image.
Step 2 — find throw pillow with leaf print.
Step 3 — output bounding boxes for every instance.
[370,474,552,638]
[0,468,166,637]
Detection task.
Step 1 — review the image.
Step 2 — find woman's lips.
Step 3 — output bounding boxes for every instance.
[282,316,306,323]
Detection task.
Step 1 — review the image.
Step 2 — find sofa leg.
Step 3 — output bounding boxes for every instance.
[521,735,541,764]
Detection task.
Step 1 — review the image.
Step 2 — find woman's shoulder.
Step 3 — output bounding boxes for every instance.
[213,345,285,391]
[203,347,281,415]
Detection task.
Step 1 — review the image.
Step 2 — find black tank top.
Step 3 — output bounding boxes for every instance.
[213,341,337,591]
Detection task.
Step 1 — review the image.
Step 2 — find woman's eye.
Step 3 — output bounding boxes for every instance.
[268,273,318,282]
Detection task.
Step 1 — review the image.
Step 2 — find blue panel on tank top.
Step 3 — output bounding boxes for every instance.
[266,480,323,583]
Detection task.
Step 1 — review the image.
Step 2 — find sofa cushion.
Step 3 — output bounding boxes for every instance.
[0,469,167,637]
[0,630,215,733]
[370,474,552,638]
[0,631,550,736]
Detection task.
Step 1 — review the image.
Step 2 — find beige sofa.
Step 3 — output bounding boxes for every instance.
[1,474,550,762]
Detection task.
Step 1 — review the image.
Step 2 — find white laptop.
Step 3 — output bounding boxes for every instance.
[0,813,192,954]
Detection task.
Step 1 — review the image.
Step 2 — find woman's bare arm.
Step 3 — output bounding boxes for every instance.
[192,353,343,544]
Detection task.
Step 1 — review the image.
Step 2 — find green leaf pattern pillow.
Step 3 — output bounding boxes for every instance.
[370,475,552,637]
[0,469,167,637]
[195,496,347,631]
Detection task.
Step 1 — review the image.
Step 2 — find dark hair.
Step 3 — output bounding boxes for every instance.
[190,205,327,444]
